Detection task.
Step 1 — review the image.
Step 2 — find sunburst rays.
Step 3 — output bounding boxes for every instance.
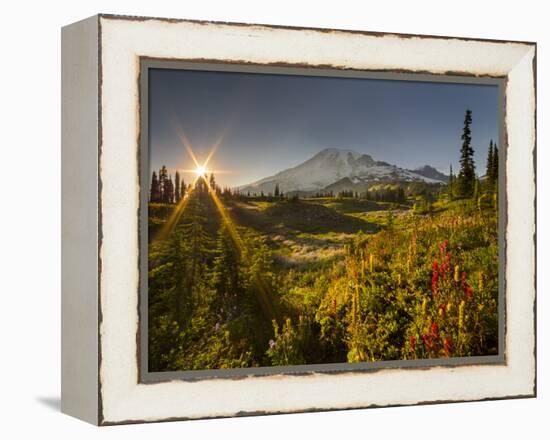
[152,122,278,319]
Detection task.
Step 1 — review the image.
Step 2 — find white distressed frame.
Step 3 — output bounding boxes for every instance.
[66,15,537,425]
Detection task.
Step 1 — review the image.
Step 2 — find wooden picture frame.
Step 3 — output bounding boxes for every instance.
[61,14,536,425]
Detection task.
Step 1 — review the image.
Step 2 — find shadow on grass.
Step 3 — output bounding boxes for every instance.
[229,199,381,235]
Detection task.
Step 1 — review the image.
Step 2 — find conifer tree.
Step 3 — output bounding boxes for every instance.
[209,173,216,192]
[180,195,212,305]
[457,110,476,198]
[175,171,181,202]
[274,183,280,197]
[397,187,406,203]
[150,171,161,202]
[180,176,186,200]
[159,165,168,202]
[165,175,175,203]
[211,223,243,319]
[167,225,192,324]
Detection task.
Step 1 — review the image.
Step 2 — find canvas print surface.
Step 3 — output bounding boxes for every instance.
[146,68,500,373]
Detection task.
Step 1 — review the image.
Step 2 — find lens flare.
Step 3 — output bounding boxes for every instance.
[194,165,207,177]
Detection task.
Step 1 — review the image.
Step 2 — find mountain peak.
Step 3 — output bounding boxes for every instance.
[410,165,449,183]
[316,147,361,157]
[415,165,438,172]
[239,148,447,194]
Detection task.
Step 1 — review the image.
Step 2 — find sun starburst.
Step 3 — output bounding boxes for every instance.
[194,165,208,177]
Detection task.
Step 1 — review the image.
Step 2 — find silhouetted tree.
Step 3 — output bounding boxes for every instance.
[180,177,186,200]
[159,165,168,203]
[150,171,161,202]
[209,173,216,191]
[175,171,181,202]
[164,174,175,203]
[457,110,476,198]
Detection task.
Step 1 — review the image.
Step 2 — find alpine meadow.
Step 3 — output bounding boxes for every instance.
[146,69,500,372]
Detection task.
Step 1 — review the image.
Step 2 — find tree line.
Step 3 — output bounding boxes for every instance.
[449,109,499,201]
[150,166,188,203]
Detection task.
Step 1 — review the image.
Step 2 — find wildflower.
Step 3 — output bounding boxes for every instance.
[444,337,453,356]
[458,301,465,329]
[439,240,448,256]
[478,271,484,291]
[369,253,374,273]
[431,322,439,337]
[432,261,439,296]
[454,265,460,282]
[409,336,416,352]
[268,339,275,349]
[446,302,452,313]
[214,322,220,332]
[421,298,427,316]
[465,286,474,300]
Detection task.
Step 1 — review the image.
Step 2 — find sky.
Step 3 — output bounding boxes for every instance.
[148,68,499,188]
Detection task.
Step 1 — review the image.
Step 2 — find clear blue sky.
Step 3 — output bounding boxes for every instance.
[149,68,499,187]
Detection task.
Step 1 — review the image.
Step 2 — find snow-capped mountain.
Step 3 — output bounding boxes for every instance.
[239,148,447,194]
[408,165,449,183]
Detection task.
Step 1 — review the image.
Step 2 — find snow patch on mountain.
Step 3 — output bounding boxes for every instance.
[239,148,447,194]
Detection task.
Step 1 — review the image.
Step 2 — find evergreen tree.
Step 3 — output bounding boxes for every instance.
[195,175,206,195]
[457,110,476,198]
[211,223,243,319]
[179,195,212,306]
[165,175,175,203]
[175,171,181,202]
[150,171,161,202]
[397,187,406,203]
[167,226,192,324]
[274,183,280,197]
[159,165,168,203]
[180,177,186,200]
[209,173,216,191]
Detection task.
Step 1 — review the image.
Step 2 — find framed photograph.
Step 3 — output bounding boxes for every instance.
[61,14,536,425]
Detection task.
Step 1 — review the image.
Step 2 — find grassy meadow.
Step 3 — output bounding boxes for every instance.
[147,179,499,371]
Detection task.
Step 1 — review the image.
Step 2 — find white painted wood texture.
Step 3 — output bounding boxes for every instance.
[94,16,535,424]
